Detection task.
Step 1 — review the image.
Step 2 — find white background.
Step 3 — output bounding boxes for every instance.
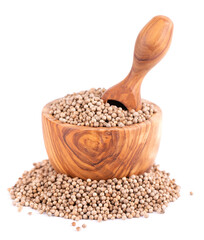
[0,0,204,239]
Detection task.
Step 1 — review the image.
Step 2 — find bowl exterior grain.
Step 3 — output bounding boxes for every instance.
[42,100,162,180]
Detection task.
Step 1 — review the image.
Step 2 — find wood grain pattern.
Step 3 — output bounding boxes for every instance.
[102,15,173,111]
[42,100,162,180]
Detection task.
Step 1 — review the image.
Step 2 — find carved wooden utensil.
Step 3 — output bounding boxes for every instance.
[102,15,173,110]
[42,15,173,180]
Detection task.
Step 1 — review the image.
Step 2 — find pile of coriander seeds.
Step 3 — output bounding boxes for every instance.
[49,88,157,127]
[9,160,180,221]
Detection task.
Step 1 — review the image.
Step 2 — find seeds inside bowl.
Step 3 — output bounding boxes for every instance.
[49,88,157,127]
[9,160,180,221]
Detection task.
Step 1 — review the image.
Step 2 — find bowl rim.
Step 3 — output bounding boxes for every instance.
[42,98,162,131]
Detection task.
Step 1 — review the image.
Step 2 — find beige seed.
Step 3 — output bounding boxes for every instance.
[98,216,102,222]
[144,212,149,218]
[18,206,23,212]
[76,227,81,232]
[190,191,193,196]
[118,122,124,127]
[82,224,87,228]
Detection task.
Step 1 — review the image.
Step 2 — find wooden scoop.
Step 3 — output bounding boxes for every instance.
[102,15,173,111]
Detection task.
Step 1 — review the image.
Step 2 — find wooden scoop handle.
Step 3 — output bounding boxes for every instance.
[102,15,173,110]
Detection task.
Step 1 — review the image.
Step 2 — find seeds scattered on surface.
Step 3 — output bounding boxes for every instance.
[82,224,87,228]
[49,88,156,127]
[76,227,81,232]
[72,222,76,226]
[9,160,180,221]
[190,191,193,196]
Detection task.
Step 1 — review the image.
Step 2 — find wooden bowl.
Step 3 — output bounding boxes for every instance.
[42,99,162,180]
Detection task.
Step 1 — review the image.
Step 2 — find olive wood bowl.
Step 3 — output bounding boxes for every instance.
[42,99,162,180]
